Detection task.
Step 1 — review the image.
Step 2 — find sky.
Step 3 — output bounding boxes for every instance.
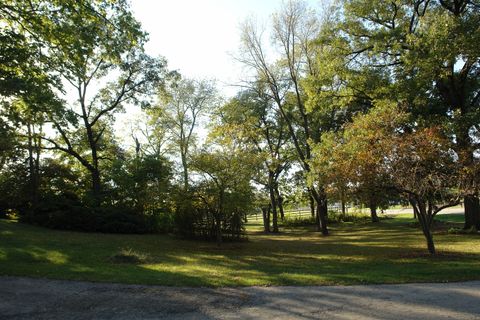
[130,0,320,96]
[117,0,321,145]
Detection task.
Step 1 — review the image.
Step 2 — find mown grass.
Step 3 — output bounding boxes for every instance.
[0,214,479,287]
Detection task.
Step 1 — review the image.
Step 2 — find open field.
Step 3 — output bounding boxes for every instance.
[276,205,465,220]
[1,214,480,287]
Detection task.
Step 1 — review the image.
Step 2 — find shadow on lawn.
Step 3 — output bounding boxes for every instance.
[1,219,480,287]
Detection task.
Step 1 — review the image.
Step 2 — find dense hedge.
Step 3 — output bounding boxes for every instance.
[21,194,174,234]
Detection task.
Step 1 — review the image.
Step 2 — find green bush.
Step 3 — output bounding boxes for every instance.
[282,211,372,227]
[328,211,371,223]
[21,193,173,234]
[282,215,316,227]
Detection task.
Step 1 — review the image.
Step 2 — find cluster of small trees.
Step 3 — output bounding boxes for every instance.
[1,0,478,253]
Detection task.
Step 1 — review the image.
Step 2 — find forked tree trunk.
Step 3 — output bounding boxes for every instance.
[410,197,436,255]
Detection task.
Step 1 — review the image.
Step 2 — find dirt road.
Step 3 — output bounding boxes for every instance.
[1,276,480,319]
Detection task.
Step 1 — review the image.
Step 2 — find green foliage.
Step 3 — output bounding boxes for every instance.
[19,192,172,234]
[174,144,257,242]
[151,77,217,189]
[172,181,251,242]
[282,210,372,227]
[108,154,172,213]
[1,0,478,248]
[0,163,29,216]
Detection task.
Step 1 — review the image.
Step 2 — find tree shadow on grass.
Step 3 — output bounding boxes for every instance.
[1,219,480,287]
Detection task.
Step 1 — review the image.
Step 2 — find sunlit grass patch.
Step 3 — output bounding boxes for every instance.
[0,217,480,286]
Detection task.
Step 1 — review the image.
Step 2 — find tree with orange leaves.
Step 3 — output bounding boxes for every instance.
[313,102,460,254]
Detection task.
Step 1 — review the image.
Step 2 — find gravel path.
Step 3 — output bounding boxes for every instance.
[1,276,480,319]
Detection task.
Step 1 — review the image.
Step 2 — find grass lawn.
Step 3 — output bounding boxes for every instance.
[1,214,480,287]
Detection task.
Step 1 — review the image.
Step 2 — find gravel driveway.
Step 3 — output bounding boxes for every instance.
[1,276,479,319]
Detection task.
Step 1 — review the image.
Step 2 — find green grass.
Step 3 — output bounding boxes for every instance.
[434,213,466,223]
[1,214,480,287]
[393,213,466,224]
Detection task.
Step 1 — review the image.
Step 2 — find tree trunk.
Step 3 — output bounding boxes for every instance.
[315,202,321,232]
[341,189,346,216]
[422,224,436,255]
[309,191,315,218]
[464,195,480,230]
[216,189,225,246]
[83,109,102,205]
[34,127,41,202]
[27,122,42,211]
[312,188,329,235]
[268,172,279,233]
[369,200,379,223]
[27,123,36,207]
[275,184,285,221]
[317,199,329,236]
[181,151,189,191]
[91,169,102,205]
[262,206,270,233]
[411,198,436,255]
[269,188,279,233]
[215,215,222,246]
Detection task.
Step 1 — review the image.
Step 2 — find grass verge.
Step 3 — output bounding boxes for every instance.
[1,214,479,287]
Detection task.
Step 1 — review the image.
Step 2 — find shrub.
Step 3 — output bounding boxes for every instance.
[282,216,316,227]
[21,193,173,234]
[328,211,371,223]
[282,211,372,227]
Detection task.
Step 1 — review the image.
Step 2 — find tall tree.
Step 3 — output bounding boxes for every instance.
[155,78,217,190]
[3,0,170,204]
[239,0,331,234]
[192,144,257,245]
[213,88,290,232]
